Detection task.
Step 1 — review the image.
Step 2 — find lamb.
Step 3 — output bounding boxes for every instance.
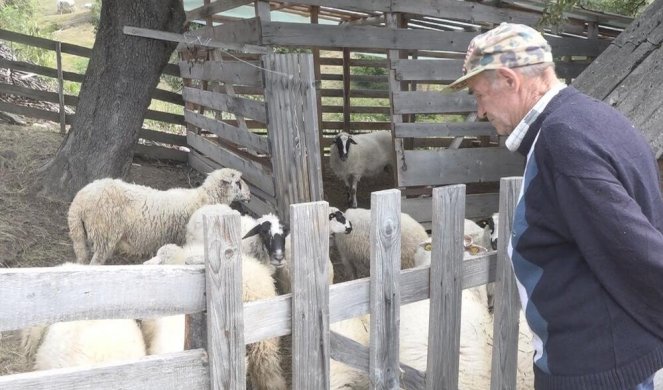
[476,212,500,250]
[143,233,287,389]
[272,206,352,294]
[185,204,288,271]
[20,264,147,370]
[68,168,250,265]
[333,208,428,280]
[329,131,395,208]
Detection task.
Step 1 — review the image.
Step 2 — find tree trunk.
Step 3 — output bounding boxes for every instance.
[573,0,663,159]
[37,0,185,201]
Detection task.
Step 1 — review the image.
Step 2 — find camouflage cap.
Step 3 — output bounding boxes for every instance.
[448,23,553,90]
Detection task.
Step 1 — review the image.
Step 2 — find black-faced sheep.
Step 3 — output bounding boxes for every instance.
[68,168,250,265]
[329,131,395,208]
[333,208,428,280]
[185,204,288,272]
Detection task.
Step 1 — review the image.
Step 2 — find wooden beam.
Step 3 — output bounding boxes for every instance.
[124,26,267,54]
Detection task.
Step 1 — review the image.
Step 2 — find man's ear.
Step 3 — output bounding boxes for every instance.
[497,67,520,90]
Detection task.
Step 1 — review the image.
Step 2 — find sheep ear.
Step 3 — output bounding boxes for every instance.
[348,137,357,145]
[243,224,262,239]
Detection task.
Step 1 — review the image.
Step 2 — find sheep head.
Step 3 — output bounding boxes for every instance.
[243,214,289,269]
[333,132,357,162]
[203,168,251,204]
[329,207,352,235]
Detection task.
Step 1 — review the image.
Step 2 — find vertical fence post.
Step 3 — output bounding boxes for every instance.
[204,210,246,390]
[291,201,330,390]
[369,189,401,389]
[55,41,66,134]
[490,177,523,390]
[426,184,465,390]
[264,53,324,224]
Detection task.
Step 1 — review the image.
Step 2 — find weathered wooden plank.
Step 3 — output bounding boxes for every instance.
[0,82,77,106]
[321,73,389,83]
[0,265,205,332]
[395,121,495,138]
[0,58,84,83]
[144,108,185,126]
[369,189,401,389]
[321,89,389,98]
[426,185,465,390]
[264,54,324,221]
[242,254,496,343]
[393,59,463,82]
[319,57,388,67]
[291,202,330,390]
[183,19,261,46]
[138,128,187,146]
[0,28,92,58]
[490,177,523,390]
[186,0,253,21]
[124,26,267,54]
[321,121,391,130]
[0,350,209,390]
[402,192,499,224]
[186,132,275,196]
[183,86,267,123]
[261,22,610,55]
[178,61,263,87]
[399,148,525,187]
[393,91,476,115]
[321,105,390,114]
[184,110,270,155]
[0,100,72,124]
[133,144,188,162]
[204,211,246,390]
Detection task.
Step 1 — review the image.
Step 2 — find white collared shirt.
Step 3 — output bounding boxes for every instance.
[505,83,567,152]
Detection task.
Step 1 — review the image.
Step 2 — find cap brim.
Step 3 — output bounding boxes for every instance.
[446,66,487,91]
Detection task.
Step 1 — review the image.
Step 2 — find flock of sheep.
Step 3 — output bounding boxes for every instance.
[16,130,533,389]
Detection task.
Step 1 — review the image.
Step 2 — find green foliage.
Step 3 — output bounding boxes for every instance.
[0,0,53,66]
[90,0,102,31]
[539,0,650,28]
[351,53,388,90]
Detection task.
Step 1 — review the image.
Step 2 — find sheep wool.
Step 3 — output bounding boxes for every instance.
[68,168,250,265]
[333,208,428,279]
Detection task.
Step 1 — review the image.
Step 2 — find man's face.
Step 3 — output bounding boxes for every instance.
[467,71,522,136]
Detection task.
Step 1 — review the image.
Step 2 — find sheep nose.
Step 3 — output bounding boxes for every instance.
[272,250,284,262]
[340,155,348,161]
[345,225,352,234]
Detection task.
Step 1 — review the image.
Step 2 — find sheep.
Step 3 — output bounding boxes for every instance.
[476,212,499,250]
[142,242,287,389]
[185,204,288,271]
[20,263,147,370]
[273,207,352,294]
[56,0,75,14]
[22,319,146,370]
[329,316,371,390]
[329,131,395,208]
[410,239,534,389]
[333,208,428,280]
[68,168,250,265]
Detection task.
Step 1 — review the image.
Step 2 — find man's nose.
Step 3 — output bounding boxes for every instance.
[477,104,487,119]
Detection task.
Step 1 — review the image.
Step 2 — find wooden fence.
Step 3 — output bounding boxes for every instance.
[0,29,188,162]
[180,50,323,221]
[0,177,525,389]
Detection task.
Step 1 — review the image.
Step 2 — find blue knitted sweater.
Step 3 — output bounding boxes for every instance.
[510,86,663,390]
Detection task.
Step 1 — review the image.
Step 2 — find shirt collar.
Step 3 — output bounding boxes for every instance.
[505,83,567,152]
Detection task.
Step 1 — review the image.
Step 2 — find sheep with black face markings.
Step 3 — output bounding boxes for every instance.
[329,131,395,208]
[68,168,250,265]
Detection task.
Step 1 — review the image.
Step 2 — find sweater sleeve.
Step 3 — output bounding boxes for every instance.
[553,172,663,334]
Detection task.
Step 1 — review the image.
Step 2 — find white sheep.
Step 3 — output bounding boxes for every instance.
[330,316,371,390]
[56,0,75,14]
[333,208,428,280]
[185,204,288,272]
[142,242,287,389]
[411,240,534,389]
[329,131,395,208]
[20,264,147,370]
[68,168,250,265]
[273,206,352,294]
[476,212,500,250]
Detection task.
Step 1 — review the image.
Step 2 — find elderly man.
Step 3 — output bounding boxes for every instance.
[449,23,663,390]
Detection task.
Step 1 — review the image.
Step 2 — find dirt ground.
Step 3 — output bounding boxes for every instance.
[0,121,393,378]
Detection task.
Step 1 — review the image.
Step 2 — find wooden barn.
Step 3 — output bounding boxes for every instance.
[175,0,632,226]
